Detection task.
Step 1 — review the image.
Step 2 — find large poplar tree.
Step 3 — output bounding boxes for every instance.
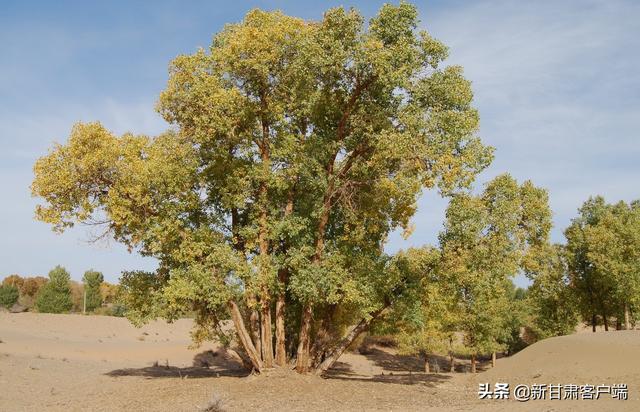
[31,3,492,374]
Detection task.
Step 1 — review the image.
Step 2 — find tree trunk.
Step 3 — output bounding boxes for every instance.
[491,351,496,368]
[275,185,295,367]
[592,313,597,332]
[295,304,313,373]
[256,108,274,368]
[314,307,386,375]
[625,302,631,330]
[247,296,262,357]
[275,290,287,366]
[424,353,430,373]
[310,305,338,368]
[603,311,609,331]
[470,354,476,373]
[449,353,455,372]
[228,300,262,372]
[260,297,274,368]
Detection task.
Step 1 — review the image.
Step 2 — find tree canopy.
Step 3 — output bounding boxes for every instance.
[32,3,492,374]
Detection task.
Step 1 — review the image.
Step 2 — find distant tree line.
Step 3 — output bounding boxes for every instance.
[0,267,122,315]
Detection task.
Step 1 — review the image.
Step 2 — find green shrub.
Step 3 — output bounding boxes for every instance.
[0,284,19,308]
[36,266,73,313]
[94,303,127,317]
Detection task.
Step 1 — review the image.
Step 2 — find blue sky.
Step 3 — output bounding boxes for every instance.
[1,0,638,285]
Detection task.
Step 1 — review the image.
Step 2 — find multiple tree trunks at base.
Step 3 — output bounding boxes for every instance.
[228,300,263,372]
[314,309,382,375]
[229,301,387,375]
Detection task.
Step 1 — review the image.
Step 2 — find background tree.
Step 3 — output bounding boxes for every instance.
[0,284,19,308]
[36,266,73,314]
[19,276,48,308]
[31,3,492,374]
[100,282,120,305]
[70,280,84,312]
[525,244,579,338]
[83,270,104,312]
[438,174,552,372]
[497,282,530,357]
[564,196,640,331]
[586,201,640,329]
[383,247,455,373]
[2,274,25,290]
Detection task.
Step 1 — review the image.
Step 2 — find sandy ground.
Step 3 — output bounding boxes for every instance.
[1,312,639,411]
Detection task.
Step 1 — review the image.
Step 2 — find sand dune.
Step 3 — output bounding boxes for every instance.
[1,312,638,411]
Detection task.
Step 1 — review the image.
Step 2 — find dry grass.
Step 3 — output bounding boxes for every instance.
[200,393,226,412]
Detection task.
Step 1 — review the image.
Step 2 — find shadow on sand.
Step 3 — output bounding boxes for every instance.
[323,349,453,386]
[105,349,250,379]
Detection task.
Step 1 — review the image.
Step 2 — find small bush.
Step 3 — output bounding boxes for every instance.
[109,303,127,317]
[0,284,19,308]
[94,303,127,317]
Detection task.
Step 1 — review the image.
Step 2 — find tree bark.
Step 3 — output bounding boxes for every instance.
[275,287,287,366]
[470,354,476,373]
[247,296,262,357]
[310,304,338,368]
[424,353,430,373]
[275,189,295,367]
[260,297,274,368]
[592,313,597,332]
[296,304,313,373]
[314,307,386,375]
[625,302,631,330]
[603,311,609,331]
[491,351,496,368]
[449,353,455,372]
[228,300,262,372]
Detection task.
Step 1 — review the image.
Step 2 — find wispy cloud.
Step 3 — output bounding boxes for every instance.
[1,1,638,284]
[404,0,638,237]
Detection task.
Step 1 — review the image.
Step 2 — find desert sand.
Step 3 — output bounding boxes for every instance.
[1,312,639,411]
